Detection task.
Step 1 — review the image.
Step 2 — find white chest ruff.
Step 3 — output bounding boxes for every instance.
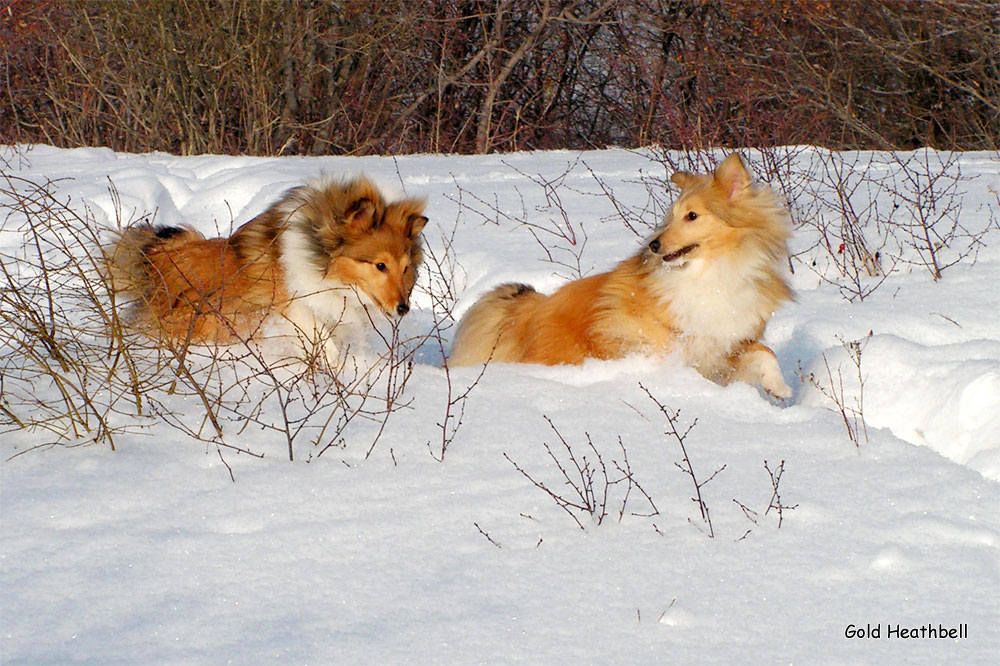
[653,258,771,368]
[274,224,372,360]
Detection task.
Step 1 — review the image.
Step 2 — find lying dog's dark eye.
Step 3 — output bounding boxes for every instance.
[686,211,698,221]
[376,262,387,272]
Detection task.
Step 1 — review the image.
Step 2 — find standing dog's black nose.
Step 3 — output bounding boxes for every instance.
[648,239,661,253]
[396,303,410,316]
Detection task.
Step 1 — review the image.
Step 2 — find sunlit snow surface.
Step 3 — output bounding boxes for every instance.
[2,145,998,664]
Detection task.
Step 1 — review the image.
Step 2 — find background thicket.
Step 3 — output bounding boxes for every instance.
[2,0,998,155]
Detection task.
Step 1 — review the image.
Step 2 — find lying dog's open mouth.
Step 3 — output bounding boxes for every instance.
[661,243,698,263]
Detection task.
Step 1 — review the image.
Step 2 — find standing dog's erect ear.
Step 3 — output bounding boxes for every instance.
[384,198,428,239]
[406,213,428,239]
[344,197,378,235]
[713,153,752,199]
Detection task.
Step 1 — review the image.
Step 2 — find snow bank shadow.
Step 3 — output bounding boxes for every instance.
[799,333,1000,481]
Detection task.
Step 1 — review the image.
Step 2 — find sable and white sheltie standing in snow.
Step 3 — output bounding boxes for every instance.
[106,176,427,362]
[450,154,794,398]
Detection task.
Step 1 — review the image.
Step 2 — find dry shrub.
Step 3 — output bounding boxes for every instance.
[799,334,871,450]
[3,0,996,155]
[504,415,659,531]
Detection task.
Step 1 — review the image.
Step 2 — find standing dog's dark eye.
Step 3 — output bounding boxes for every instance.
[376,262,387,272]
[686,211,699,221]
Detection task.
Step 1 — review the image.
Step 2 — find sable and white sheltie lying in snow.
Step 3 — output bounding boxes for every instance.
[106,176,427,362]
[450,154,794,398]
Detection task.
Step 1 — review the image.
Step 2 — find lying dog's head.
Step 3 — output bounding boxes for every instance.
[645,153,788,269]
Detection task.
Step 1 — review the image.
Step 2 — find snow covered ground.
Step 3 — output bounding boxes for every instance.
[2,144,998,664]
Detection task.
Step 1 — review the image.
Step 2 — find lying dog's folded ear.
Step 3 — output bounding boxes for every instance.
[670,171,699,191]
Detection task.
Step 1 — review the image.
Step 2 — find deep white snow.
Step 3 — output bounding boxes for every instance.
[1,144,998,665]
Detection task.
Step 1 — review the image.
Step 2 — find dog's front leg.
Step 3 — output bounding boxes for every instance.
[731,342,792,400]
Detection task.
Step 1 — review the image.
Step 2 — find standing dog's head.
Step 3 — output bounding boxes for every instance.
[280,175,427,318]
[328,196,427,318]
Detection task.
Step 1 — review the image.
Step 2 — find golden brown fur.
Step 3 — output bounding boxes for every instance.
[106,176,427,359]
[449,154,794,397]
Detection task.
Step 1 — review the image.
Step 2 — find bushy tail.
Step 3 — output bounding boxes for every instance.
[450,283,542,366]
[104,224,203,299]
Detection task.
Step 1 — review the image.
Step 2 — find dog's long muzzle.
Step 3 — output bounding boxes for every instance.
[648,238,698,264]
[661,244,698,263]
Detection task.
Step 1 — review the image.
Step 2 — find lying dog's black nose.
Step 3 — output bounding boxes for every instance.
[396,303,410,316]
[648,239,661,253]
